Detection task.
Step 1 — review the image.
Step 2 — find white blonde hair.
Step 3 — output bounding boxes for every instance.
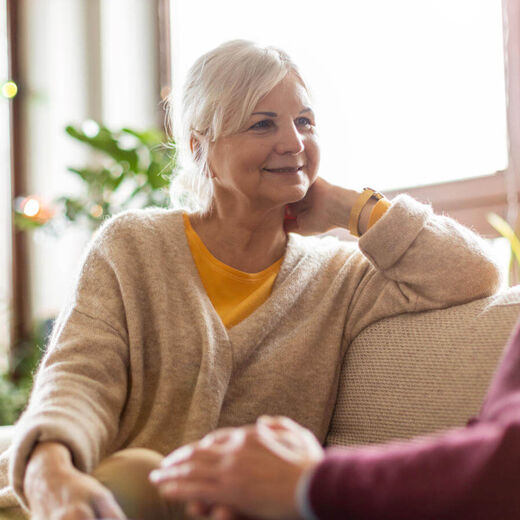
[167,40,309,213]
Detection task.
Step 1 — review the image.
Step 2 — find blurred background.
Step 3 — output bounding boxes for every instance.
[1,0,519,421]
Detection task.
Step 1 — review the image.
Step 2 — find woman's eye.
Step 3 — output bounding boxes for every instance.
[295,117,313,127]
[250,120,274,130]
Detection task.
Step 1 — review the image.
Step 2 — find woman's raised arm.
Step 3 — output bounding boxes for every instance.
[286,178,501,342]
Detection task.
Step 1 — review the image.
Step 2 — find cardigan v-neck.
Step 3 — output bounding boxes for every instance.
[182,213,284,329]
[174,210,323,364]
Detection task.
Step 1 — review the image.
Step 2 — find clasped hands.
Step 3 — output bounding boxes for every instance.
[150,416,324,520]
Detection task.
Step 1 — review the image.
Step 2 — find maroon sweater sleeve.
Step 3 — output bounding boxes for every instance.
[308,320,520,519]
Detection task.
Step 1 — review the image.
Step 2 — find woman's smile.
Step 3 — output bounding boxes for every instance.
[262,165,305,174]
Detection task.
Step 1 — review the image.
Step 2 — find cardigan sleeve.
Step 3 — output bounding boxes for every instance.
[344,194,501,342]
[307,319,520,520]
[8,219,130,509]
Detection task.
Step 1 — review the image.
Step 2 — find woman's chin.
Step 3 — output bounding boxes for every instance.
[254,176,310,206]
[267,178,309,202]
[281,184,309,203]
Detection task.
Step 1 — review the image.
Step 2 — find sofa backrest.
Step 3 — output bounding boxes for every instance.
[326,286,520,447]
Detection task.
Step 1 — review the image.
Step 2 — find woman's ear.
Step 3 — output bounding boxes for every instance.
[190,136,200,158]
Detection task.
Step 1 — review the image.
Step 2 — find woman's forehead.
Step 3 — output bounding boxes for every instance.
[253,75,312,113]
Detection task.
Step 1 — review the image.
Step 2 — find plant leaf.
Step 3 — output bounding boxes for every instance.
[66,125,139,171]
[487,212,520,266]
[122,127,166,147]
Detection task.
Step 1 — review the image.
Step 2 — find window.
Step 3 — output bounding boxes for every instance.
[170,0,519,235]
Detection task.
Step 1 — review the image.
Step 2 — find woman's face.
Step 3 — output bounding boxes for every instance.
[207,73,320,211]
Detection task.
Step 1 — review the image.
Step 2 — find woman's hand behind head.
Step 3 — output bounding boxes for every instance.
[284,177,358,236]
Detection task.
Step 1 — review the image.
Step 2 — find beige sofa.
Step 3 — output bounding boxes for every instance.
[328,284,520,447]
[1,286,519,518]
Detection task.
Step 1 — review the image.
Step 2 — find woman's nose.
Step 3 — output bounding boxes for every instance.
[274,123,304,155]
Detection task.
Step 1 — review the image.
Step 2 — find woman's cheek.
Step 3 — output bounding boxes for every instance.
[308,143,320,182]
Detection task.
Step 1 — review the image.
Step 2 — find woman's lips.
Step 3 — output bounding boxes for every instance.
[263,166,303,173]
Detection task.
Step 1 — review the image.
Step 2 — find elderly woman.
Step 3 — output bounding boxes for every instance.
[4,39,499,519]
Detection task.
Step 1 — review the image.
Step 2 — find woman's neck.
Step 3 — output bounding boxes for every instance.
[189,205,287,273]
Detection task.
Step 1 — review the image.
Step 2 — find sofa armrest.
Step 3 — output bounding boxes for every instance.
[327,286,520,447]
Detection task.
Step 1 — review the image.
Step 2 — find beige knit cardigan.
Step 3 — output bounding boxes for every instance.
[0,194,500,510]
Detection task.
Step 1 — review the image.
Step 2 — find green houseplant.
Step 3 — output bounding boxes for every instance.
[0,320,49,425]
[6,122,175,423]
[15,121,175,230]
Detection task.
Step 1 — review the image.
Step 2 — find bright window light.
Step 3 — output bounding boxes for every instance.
[170,0,508,191]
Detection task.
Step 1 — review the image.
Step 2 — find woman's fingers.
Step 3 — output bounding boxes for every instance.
[27,462,128,520]
[283,217,299,233]
[286,196,310,216]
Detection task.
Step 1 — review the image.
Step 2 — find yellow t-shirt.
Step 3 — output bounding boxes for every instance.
[183,213,284,328]
[183,199,391,329]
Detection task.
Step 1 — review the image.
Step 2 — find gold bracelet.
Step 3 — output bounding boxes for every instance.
[348,187,384,237]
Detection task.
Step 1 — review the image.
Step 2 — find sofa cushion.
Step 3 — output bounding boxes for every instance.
[326,286,520,447]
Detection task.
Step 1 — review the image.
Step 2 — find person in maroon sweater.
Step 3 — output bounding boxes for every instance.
[150,319,520,519]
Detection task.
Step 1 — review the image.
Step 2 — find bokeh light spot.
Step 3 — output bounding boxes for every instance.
[81,119,100,138]
[2,81,18,99]
[22,198,41,217]
[89,204,104,218]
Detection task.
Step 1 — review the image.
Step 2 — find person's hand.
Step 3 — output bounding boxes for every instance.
[150,416,325,520]
[24,442,127,520]
[284,177,339,235]
[284,177,378,236]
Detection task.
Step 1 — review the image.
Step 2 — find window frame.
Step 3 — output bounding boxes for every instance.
[7,0,31,352]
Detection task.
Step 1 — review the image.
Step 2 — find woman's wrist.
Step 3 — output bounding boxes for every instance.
[25,441,74,493]
[327,185,378,235]
[326,185,357,230]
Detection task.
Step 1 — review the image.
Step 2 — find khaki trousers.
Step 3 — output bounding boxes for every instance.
[93,448,184,520]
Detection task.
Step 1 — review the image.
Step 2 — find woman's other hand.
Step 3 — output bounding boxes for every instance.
[284,177,377,236]
[24,441,126,520]
[151,416,324,520]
